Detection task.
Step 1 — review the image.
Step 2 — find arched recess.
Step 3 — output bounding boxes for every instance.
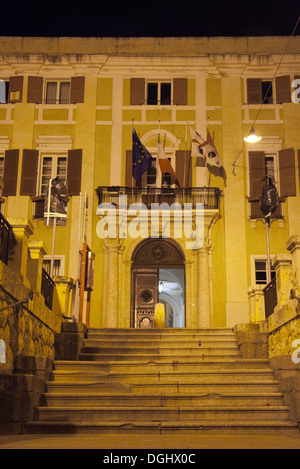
[131,238,185,328]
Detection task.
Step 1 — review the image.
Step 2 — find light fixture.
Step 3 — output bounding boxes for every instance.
[244,127,261,143]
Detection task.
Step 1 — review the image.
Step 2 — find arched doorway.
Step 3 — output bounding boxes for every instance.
[131,238,185,328]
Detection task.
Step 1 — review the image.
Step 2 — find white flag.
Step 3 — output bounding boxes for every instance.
[190,127,222,168]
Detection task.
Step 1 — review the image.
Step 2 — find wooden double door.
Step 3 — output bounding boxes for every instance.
[131,269,158,328]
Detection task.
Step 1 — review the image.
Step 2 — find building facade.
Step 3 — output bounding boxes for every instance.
[0,36,299,330]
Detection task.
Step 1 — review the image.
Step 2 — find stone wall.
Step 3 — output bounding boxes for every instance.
[268,300,300,358]
[0,260,62,368]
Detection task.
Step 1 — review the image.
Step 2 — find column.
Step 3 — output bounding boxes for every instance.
[103,239,121,328]
[195,72,207,187]
[197,243,211,327]
[110,74,123,186]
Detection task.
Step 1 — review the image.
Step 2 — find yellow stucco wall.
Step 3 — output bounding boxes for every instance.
[0,36,299,328]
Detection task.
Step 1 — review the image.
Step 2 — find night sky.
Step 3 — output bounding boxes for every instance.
[1,0,299,38]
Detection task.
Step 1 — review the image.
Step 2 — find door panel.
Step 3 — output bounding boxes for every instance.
[132,269,158,328]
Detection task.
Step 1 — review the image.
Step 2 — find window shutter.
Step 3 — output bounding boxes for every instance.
[275,75,291,104]
[130,78,145,105]
[27,76,43,104]
[173,78,188,105]
[70,76,85,103]
[298,150,300,191]
[126,150,135,187]
[278,148,296,197]
[20,149,39,195]
[8,76,23,103]
[3,149,19,196]
[67,149,82,195]
[176,150,191,187]
[249,151,265,198]
[247,78,262,104]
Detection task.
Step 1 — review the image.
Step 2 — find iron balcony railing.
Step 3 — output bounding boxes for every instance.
[96,186,221,210]
[41,268,55,311]
[263,277,277,318]
[0,212,14,265]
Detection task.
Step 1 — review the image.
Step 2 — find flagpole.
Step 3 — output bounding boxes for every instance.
[131,119,134,204]
[183,122,188,190]
[265,218,271,285]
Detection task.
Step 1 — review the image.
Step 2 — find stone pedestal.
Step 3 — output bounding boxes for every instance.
[6,218,33,288]
[27,241,46,294]
[273,254,293,310]
[247,287,265,323]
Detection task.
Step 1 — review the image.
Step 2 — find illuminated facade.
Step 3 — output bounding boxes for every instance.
[0,36,299,330]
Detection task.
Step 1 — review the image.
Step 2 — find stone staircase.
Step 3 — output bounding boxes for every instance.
[25,328,299,434]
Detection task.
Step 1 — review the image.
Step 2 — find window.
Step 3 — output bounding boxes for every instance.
[265,155,275,181]
[142,155,174,188]
[0,156,4,178]
[147,81,172,105]
[45,81,70,104]
[40,155,67,195]
[246,76,292,105]
[43,255,65,277]
[0,81,9,104]
[261,81,273,104]
[254,259,276,285]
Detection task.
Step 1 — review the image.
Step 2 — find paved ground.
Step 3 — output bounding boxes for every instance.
[1,432,300,449]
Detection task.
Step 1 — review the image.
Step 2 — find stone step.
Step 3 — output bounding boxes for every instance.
[24,419,299,435]
[83,339,238,349]
[49,369,277,384]
[79,347,241,359]
[45,380,281,394]
[34,405,292,422]
[79,352,243,362]
[41,392,286,408]
[54,358,271,373]
[87,328,235,336]
[85,334,237,342]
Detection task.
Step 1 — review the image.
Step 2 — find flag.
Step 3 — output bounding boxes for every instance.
[132,128,153,180]
[44,176,69,226]
[260,176,279,224]
[158,141,176,177]
[190,127,222,168]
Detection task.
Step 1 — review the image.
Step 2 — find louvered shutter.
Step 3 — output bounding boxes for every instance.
[126,150,135,187]
[275,76,291,104]
[173,78,188,105]
[70,77,85,103]
[130,78,145,105]
[3,149,19,196]
[27,76,43,104]
[249,151,265,198]
[278,148,296,197]
[247,78,262,104]
[176,150,192,187]
[20,149,39,195]
[8,76,23,103]
[298,150,300,190]
[67,149,82,195]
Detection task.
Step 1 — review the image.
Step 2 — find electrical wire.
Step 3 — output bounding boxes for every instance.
[232,16,300,174]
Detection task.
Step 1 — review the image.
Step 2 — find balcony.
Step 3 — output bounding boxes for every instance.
[249,199,284,220]
[96,186,221,210]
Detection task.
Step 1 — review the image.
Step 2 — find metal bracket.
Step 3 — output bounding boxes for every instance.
[290,289,300,303]
[0,290,33,313]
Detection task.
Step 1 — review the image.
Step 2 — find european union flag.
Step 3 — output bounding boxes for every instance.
[132,128,153,180]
